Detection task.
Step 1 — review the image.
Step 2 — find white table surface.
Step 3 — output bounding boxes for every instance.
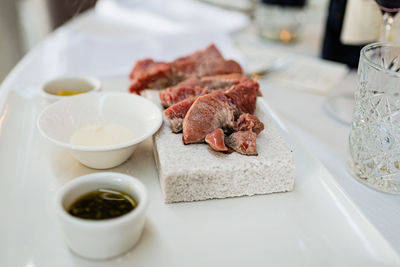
[232,10,400,254]
[1,5,400,262]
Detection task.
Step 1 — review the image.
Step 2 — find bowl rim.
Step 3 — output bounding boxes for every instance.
[40,76,102,100]
[37,92,163,152]
[56,172,149,228]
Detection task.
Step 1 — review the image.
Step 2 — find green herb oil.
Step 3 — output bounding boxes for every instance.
[68,188,137,220]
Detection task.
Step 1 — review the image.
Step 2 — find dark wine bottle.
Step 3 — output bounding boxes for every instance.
[321,0,367,68]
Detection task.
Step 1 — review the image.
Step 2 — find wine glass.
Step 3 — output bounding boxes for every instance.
[375,0,400,41]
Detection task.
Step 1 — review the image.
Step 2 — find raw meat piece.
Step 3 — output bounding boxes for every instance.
[209,78,261,117]
[163,78,261,134]
[164,97,197,133]
[182,95,234,144]
[224,78,260,115]
[210,89,240,118]
[200,73,244,86]
[205,128,228,152]
[225,131,258,155]
[172,44,241,78]
[164,89,235,135]
[166,76,203,88]
[160,86,209,108]
[129,59,174,93]
[159,73,244,107]
[235,113,264,134]
[163,89,235,135]
[129,44,242,94]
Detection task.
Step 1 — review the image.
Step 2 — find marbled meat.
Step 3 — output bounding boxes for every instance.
[159,73,244,107]
[163,78,261,133]
[129,44,242,94]
[182,94,234,144]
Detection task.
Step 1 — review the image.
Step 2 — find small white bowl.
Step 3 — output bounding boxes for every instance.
[56,172,149,260]
[37,92,162,169]
[41,76,102,102]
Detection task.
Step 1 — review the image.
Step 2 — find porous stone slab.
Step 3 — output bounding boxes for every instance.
[152,103,295,203]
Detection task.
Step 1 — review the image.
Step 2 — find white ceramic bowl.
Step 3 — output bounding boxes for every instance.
[41,76,102,102]
[37,92,162,169]
[56,172,149,260]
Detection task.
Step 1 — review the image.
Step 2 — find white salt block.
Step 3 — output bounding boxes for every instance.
[152,101,295,203]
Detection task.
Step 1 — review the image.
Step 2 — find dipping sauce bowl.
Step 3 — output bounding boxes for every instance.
[41,76,101,102]
[37,92,162,169]
[56,172,149,260]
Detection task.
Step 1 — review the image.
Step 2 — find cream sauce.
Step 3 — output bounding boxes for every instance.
[70,124,135,146]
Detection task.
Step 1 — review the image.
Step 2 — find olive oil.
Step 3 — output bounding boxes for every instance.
[68,188,137,220]
[55,90,85,96]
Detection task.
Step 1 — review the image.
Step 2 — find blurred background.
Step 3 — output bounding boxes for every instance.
[0,0,332,83]
[2,0,399,83]
[0,0,97,82]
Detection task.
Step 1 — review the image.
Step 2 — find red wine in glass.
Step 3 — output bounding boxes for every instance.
[375,0,400,14]
[375,0,400,40]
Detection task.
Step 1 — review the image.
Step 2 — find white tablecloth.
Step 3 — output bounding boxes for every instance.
[1,5,400,256]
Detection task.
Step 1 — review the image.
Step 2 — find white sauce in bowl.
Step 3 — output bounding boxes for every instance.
[70,124,135,147]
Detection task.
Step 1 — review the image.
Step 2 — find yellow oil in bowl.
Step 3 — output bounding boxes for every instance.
[55,90,86,96]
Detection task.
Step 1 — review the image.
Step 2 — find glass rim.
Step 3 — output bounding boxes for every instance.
[361,42,400,78]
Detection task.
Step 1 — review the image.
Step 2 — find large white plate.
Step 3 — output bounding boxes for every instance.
[0,78,399,267]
